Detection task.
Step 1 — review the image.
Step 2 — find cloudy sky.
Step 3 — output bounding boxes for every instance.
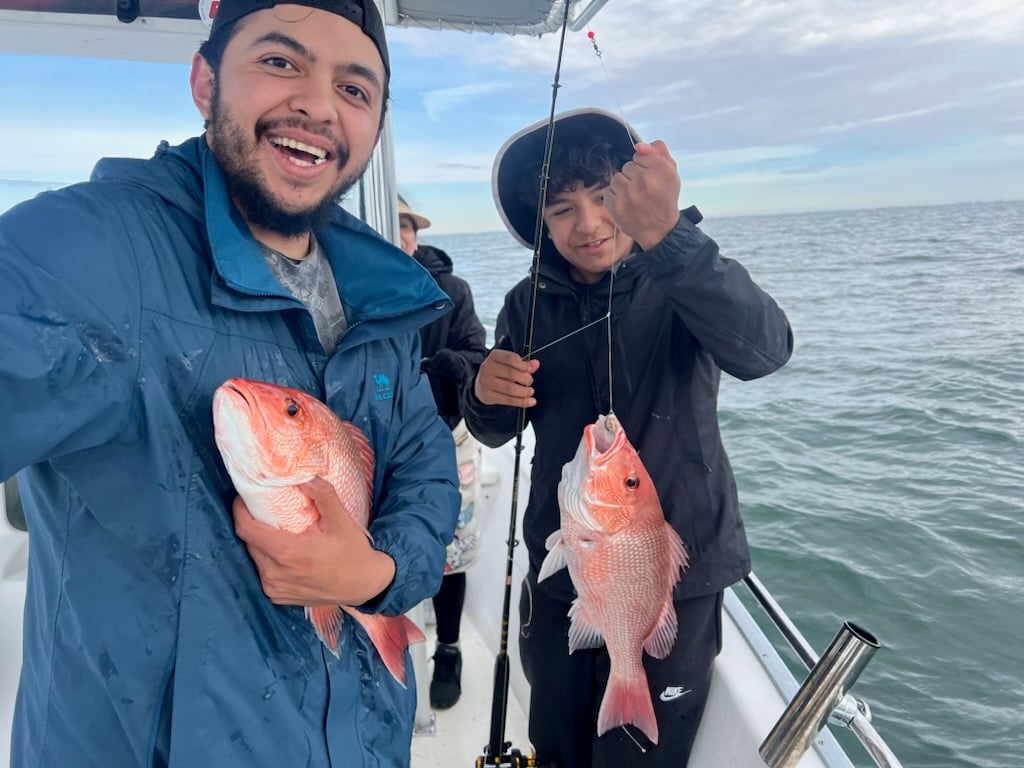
[1,0,1022,233]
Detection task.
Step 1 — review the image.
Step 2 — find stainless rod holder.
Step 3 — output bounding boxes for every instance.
[759,621,880,768]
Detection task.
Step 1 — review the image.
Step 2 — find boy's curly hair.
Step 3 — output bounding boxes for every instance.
[515,136,628,212]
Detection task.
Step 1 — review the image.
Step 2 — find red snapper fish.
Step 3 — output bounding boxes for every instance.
[538,413,689,745]
[212,377,425,687]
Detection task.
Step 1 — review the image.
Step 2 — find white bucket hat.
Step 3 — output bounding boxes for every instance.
[492,107,640,250]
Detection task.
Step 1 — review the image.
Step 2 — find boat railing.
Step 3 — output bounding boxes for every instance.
[2,478,26,532]
[741,572,903,768]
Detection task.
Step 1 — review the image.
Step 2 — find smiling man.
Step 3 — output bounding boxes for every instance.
[0,2,460,766]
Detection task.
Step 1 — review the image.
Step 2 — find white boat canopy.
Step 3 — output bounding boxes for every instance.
[0,0,609,63]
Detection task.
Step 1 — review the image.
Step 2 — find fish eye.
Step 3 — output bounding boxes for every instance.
[285,399,299,417]
[625,473,640,489]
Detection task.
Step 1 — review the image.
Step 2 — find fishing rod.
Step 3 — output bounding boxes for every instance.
[475,2,574,766]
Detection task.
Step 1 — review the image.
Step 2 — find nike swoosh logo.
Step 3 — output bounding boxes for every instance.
[659,686,692,702]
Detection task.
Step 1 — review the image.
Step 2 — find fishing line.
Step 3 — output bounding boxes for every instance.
[518,26,635,363]
[522,26,639,415]
[621,725,648,754]
[586,27,638,152]
[605,235,617,415]
[524,313,609,356]
[588,26,640,417]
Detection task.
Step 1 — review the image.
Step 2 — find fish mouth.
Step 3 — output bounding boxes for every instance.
[586,413,624,465]
[213,378,279,484]
[563,414,626,533]
[221,380,255,416]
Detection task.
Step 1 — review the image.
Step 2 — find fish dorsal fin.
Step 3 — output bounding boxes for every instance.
[537,532,567,581]
[667,523,690,580]
[339,420,375,502]
[567,598,605,652]
[644,523,689,659]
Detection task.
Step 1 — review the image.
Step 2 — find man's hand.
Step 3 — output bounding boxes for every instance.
[473,349,540,408]
[233,477,396,607]
[606,140,682,251]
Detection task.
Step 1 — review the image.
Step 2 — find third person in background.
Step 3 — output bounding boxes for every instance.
[398,194,489,709]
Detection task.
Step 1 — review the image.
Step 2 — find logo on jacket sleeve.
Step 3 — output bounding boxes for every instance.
[373,373,394,401]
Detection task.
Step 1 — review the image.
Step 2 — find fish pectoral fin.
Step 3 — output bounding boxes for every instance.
[567,599,605,652]
[305,605,344,657]
[643,599,679,659]
[543,529,562,550]
[341,607,425,688]
[537,534,567,582]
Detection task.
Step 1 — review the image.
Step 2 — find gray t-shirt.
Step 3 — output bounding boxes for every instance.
[261,238,347,355]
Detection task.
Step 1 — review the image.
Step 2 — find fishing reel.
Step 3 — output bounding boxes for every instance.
[475,744,535,767]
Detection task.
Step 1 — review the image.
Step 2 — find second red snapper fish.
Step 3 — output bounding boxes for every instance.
[538,413,689,745]
[212,377,425,687]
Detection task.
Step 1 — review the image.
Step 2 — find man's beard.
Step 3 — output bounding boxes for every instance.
[207,87,369,238]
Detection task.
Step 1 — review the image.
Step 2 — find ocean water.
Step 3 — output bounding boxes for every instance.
[429,201,1024,768]
[3,180,1021,766]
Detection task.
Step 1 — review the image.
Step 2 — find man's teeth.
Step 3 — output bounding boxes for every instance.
[270,137,328,166]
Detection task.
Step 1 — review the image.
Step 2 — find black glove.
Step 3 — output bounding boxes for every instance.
[421,348,472,386]
[421,350,474,429]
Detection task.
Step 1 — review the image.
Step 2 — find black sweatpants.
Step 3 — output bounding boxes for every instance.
[518,570,723,768]
[432,570,467,645]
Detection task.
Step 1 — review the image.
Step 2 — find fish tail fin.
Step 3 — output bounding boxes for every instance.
[342,607,426,688]
[305,605,343,657]
[598,672,659,745]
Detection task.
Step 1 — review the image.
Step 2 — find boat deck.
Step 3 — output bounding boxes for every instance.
[411,613,533,766]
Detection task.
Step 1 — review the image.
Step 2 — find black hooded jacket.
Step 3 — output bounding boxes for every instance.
[462,209,794,602]
[414,244,488,429]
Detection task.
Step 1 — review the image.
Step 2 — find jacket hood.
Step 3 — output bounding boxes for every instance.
[90,138,206,224]
[412,244,453,276]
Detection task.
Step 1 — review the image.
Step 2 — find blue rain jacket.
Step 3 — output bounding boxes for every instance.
[0,137,460,767]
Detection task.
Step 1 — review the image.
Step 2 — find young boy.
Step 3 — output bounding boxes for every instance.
[462,107,794,766]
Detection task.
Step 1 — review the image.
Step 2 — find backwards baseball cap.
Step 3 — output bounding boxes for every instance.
[207,0,390,77]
